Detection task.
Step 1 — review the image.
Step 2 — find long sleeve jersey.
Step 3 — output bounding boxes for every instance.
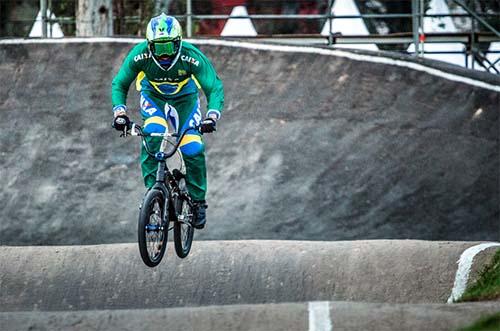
[111,41,224,114]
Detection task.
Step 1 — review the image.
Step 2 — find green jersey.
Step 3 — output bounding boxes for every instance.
[111,41,224,114]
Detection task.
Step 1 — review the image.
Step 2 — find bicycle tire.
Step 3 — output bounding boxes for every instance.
[138,189,169,267]
[173,181,194,258]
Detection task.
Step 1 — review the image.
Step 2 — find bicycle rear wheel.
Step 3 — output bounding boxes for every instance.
[138,189,169,267]
[173,179,194,258]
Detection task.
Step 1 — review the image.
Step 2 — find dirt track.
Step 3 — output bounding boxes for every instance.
[0,41,498,245]
[3,301,500,331]
[0,40,499,331]
[1,241,497,311]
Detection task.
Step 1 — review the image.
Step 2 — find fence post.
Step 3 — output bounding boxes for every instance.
[419,0,424,57]
[411,0,419,57]
[470,0,475,69]
[186,0,192,38]
[327,0,333,46]
[40,0,47,38]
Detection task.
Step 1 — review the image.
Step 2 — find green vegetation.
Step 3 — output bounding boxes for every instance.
[458,312,500,331]
[459,249,500,302]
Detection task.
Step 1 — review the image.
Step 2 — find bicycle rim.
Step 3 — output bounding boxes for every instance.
[138,189,169,267]
[174,195,194,258]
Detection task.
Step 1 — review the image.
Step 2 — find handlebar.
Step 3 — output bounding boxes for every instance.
[124,121,200,160]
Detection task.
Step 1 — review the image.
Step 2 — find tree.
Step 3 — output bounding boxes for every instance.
[76,0,113,36]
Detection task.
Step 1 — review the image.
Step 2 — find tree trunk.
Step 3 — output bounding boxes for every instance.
[76,0,113,36]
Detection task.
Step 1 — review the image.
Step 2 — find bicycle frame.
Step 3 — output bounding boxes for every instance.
[124,120,204,265]
[128,122,196,223]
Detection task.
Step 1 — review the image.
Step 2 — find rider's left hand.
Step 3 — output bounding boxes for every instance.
[200,117,217,134]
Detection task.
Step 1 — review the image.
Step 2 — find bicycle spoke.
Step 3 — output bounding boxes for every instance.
[173,193,194,258]
[144,196,166,261]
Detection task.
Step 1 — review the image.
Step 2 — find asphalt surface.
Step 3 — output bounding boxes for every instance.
[0,42,499,244]
[3,301,500,331]
[1,240,497,311]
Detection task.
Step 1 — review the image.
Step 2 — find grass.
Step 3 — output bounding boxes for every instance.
[458,248,500,302]
[458,312,500,331]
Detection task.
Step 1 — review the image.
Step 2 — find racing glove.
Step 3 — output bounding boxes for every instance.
[199,118,217,134]
[113,115,130,131]
[112,105,130,131]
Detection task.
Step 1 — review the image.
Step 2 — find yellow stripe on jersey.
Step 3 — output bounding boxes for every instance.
[149,77,191,95]
[191,75,202,89]
[136,71,146,91]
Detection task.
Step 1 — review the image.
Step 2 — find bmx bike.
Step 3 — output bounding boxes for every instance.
[124,122,199,267]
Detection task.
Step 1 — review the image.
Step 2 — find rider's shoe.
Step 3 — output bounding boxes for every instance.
[192,200,208,229]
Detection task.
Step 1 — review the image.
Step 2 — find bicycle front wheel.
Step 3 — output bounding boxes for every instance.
[173,191,194,258]
[138,189,169,267]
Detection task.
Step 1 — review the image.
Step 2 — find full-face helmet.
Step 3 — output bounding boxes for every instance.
[146,13,182,70]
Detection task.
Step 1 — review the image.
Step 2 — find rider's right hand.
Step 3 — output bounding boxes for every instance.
[112,114,130,131]
[112,105,130,131]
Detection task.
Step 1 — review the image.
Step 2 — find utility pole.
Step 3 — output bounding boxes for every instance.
[76,0,113,36]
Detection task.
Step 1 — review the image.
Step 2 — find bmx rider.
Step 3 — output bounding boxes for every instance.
[111,14,224,229]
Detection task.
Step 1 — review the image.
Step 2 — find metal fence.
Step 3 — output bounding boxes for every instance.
[0,0,499,72]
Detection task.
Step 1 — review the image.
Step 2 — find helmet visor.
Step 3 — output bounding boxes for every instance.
[151,38,180,57]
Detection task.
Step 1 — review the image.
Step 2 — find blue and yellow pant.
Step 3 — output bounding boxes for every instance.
[140,91,206,201]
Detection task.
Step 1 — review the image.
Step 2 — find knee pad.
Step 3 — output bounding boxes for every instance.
[179,134,204,156]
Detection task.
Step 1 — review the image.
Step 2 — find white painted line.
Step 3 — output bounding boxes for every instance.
[447,242,500,303]
[308,301,332,331]
[1,38,499,92]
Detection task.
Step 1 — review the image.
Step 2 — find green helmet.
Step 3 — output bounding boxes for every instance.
[146,13,182,70]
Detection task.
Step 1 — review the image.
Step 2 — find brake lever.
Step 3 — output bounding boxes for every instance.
[120,128,129,137]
